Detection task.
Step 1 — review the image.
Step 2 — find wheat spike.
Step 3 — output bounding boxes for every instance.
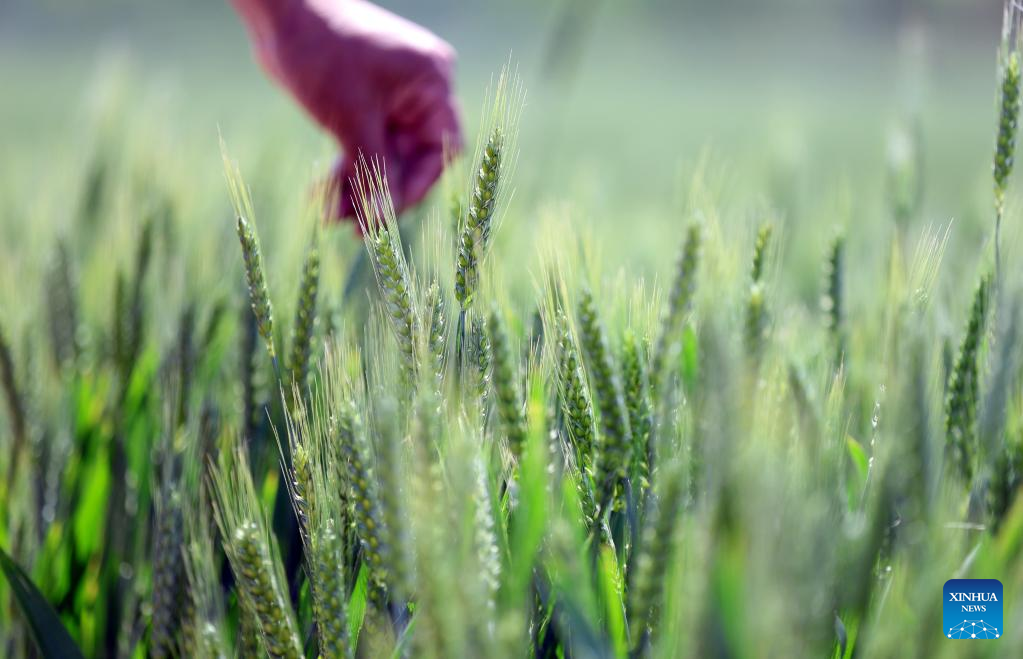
[995,0,1023,274]
[287,237,320,392]
[945,273,992,484]
[556,314,597,474]
[577,287,632,512]
[650,223,702,394]
[622,330,653,490]
[355,158,420,383]
[236,216,276,360]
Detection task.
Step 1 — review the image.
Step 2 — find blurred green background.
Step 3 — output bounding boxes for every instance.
[0,0,1014,300]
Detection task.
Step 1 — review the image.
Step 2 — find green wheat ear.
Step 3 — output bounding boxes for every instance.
[150,487,185,658]
[337,400,390,599]
[239,298,263,444]
[995,0,1023,274]
[210,445,302,659]
[745,223,773,363]
[650,222,702,396]
[223,140,277,361]
[455,126,503,310]
[488,304,527,459]
[750,223,773,284]
[988,439,1023,532]
[556,313,597,475]
[287,235,320,393]
[469,313,493,420]
[236,216,276,360]
[454,66,524,311]
[354,157,420,384]
[182,492,230,658]
[0,323,27,488]
[289,440,315,533]
[233,521,303,658]
[424,281,448,387]
[281,370,353,659]
[996,56,1022,210]
[629,460,685,650]
[822,234,845,364]
[376,398,414,605]
[308,518,349,659]
[577,287,632,513]
[945,272,992,485]
[622,329,653,490]
[44,239,81,372]
[471,451,500,625]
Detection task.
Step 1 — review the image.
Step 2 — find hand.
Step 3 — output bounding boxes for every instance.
[233,0,463,223]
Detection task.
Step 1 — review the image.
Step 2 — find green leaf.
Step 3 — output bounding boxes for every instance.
[845,435,869,508]
[508,377,551,596]
[72,447,110,557]
[680,323,699,391]
[597,545,627,657]
[0,548,84,659]
[845,436,869,482]
[34,522,72,603]
[348,563,369,650]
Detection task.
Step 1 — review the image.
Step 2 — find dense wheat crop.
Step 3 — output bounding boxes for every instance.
[3,3,1023,658]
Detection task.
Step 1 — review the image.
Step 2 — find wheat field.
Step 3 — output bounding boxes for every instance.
[1,2,1023,658]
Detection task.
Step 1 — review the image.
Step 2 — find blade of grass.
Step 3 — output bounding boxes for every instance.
[0,548,85,659]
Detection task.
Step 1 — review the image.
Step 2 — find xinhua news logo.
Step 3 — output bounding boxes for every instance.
[943,579,1003,640]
